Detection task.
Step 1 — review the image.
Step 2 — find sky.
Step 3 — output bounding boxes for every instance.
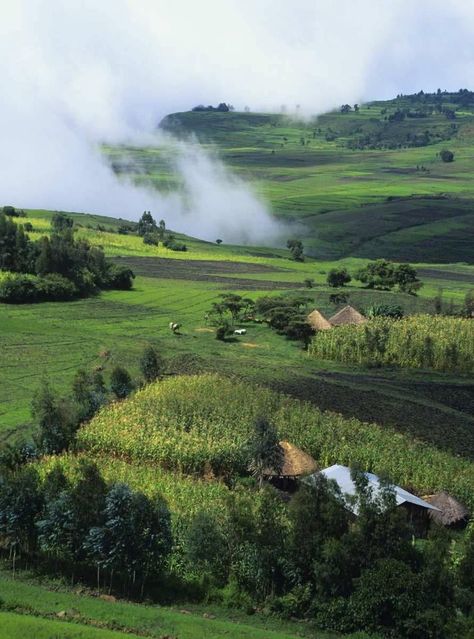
[0,0,473,243]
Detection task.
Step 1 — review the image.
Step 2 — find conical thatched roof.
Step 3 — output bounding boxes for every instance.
[329,305,367,326]
[307,309,332,331]
[423,492,469,526]
[264,441,317,478]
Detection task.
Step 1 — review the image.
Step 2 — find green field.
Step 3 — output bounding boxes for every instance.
[0,573,347,639]
[103,97,474,262]
[1,93,474,638]
[1,209,473,460]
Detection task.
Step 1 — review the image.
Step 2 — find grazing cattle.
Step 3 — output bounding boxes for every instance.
[234,328,247,335]
[169,322,181,333]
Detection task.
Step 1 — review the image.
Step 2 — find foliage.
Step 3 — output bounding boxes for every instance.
[110,366,134,399]
[137,211,157,237]
[0,212,134,301]
[76,374,474,509]
[440,149,454,162]
[247,417,283,487]
[286,239,304,262]
[32,379,76,455]
[365,303,404,319]
[309,315,474,374]
[140,345,165,383]
[327,268,351,288]
[355,260,422,294]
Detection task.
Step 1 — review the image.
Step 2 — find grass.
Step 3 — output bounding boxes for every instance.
[1,209,473,459]
[103,103,474,262]
[0,573,350,639]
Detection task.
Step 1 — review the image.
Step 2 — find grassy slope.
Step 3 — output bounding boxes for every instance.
[101,100,474,262]
[0,574,344,639]
[1,210,473,459]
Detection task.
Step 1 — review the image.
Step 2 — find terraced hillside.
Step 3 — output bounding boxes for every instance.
[105,91,474,261]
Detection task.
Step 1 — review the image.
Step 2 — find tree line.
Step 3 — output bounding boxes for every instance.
[0,209,134,302]
[1,450,472,638]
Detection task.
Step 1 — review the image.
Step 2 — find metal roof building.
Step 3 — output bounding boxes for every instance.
[308,464,439,516]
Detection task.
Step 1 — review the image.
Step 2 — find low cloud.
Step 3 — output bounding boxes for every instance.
[1,1,474,244]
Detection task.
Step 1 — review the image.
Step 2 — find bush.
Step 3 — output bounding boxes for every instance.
[440,149,454,162]
[327,267,351,288]
[36,274,78,301]
[105,264,135,290]
[0,272,39,302]
[110,366,134,399]
[143,232,159,246]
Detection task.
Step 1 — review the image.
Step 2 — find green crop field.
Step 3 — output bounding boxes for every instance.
[1,93,474,639]
[1,207,473,459]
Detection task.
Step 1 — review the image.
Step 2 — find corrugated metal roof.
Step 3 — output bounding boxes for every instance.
[307,464,440,515]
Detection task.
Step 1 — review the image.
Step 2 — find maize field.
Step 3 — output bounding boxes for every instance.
[309,315,474,374]
[77,374,474,509]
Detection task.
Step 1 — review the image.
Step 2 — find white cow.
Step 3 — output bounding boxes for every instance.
[234,328,247,336]
[169,322,181,333]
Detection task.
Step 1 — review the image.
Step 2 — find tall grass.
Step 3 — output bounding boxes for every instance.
[309,315,474,374]
[77,374,474,508]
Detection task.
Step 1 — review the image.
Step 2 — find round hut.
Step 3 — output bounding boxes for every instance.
[264,441,317,492]
[329,305,367,327]
[424,492,469,528]
[307,310,332,331]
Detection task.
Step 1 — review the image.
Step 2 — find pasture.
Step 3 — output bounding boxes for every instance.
[0,573,341,639]
[1,209,473,460]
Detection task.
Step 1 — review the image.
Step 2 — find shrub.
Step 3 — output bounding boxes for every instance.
[327,267,351,288]
[105,264,135,290]
[440,149,454,162]
[36,274,78,301]
[143,232,159,246]
[0,272,39,303]
[110,366,134,399]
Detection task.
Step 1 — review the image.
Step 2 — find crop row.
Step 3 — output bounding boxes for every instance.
[77,374,474,508]
[309,315,474,374]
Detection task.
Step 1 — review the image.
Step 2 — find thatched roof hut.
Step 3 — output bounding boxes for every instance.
[329,305,367,327]
[264,441,317,478]
[307,310,332,331]
[424,492,469,527]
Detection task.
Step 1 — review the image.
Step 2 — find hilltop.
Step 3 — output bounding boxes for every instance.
[106,90,474,262]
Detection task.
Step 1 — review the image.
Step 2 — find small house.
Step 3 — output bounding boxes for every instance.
[306,464,439,534]
[264,441,317,492]
[329,305,367,327]
[307,310,332,331]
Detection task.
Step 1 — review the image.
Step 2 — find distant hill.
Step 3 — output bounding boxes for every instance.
[109,91,474,262]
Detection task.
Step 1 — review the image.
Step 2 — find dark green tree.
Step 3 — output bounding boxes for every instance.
[110,366,133,399]
[248,417,283,487]
[327,268,351,288]
[31,379,75,454]
[140,345,165,383]
[137,211,157,237]
[0,467,43,572]
[186,511,229,583]
[286,239,304,262]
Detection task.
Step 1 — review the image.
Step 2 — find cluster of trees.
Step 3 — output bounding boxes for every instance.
[355,260,422,294]
[20,345,165,458]
[325,261,422,295]
[186,458,474,637]
[286,239,304,262]
[0,211,134,302]
[0,460,172,594]
[138,212,186,251]
[255,294,314,346]
[208,293,256,340]
[2,413,473,637]
[191,102,233,112]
